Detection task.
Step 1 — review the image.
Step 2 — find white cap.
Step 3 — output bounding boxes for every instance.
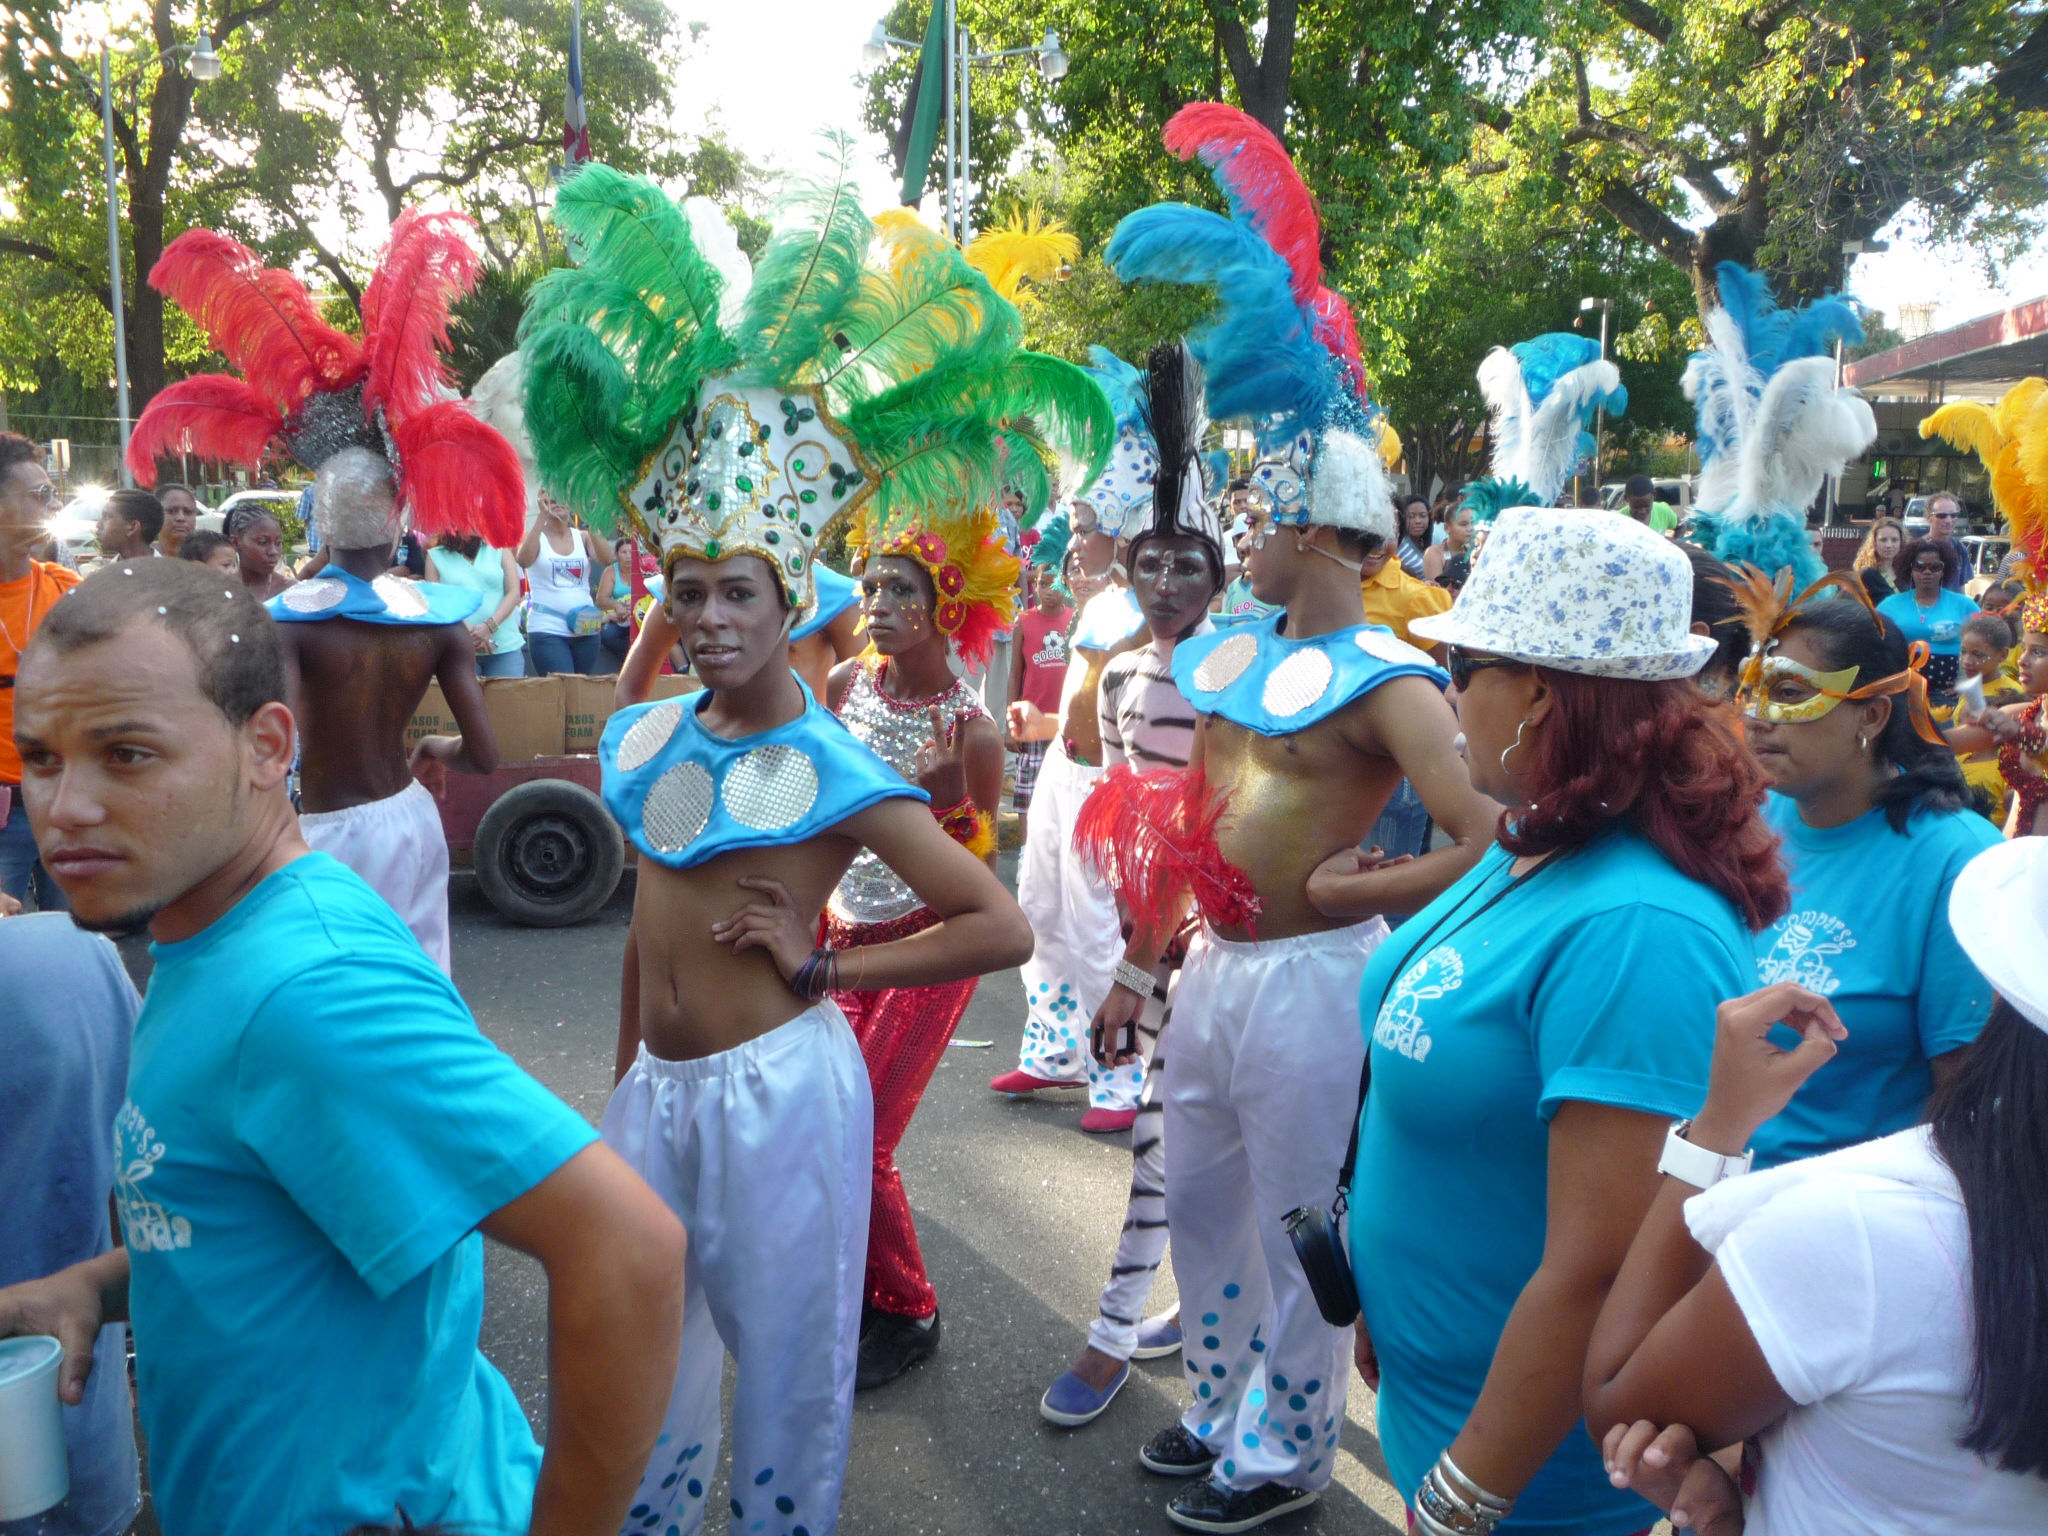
[1949,839,2048,1033]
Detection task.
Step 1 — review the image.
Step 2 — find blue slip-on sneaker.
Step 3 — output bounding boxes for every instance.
[1132,1311,1183,1360]
[1039,1361,1131,1427]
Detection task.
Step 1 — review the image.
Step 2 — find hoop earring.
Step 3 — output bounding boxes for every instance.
[1858,733,1869,753]
[1501,717,1532,775]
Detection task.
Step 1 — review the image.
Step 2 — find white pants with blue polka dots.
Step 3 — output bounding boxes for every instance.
[600,1005,873,1536]
[1164,918,1386,1493]
[1010,743,1145,1111]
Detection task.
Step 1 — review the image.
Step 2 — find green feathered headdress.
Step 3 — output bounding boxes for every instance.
[519,140,1115,624]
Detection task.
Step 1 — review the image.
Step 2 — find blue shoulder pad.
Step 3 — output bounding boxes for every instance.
[1171,612,1447,736]
[792,564,860,640]
[268,567,482,627]
[601,688,928,870]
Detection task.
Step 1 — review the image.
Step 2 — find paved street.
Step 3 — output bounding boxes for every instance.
[456,856,1409,1536]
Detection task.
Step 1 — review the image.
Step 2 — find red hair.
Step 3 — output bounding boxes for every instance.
[1497,671,1788,931]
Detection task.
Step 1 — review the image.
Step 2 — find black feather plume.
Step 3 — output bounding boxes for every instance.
[1144,341,1207,542]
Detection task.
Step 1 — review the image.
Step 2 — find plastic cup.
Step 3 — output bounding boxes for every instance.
[0,1335,70,1520]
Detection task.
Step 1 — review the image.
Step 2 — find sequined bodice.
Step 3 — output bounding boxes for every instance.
[830,659,990,925]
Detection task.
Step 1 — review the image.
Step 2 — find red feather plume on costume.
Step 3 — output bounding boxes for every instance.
[390,400,526,547]
[1163,102,1367,395]
[124,376,282,486]
[1073,764,1261,944]
[361,210,483,425]
[147,230,366,414]
[1164,103,1322,301]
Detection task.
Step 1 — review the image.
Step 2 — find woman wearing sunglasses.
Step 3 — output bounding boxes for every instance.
[1346,507,1785,1536]
[1876,536,1976,702]
[1735,579,1993,1167]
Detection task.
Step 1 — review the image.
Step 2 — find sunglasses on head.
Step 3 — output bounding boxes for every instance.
[1445,646,1522,691]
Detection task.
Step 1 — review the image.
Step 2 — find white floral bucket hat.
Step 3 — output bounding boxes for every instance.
[1409,506,1719,680]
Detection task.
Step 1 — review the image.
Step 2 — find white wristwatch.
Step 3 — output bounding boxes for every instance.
[1658,1120,1753,1189]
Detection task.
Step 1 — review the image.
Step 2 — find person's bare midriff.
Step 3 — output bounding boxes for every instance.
[631,835,861,1061]
[1202,705,1404,941]
[1058,645,1122,764]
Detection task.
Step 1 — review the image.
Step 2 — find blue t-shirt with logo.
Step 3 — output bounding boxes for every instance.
[119,854,596,1536]
[1875,587,1977,656]
[1751,794,1996,1167]
[1349,830,1751,1535]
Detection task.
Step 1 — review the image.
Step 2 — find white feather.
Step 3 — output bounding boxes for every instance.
[1735,357,1877,516]
[1307,428,1395,539]
[465,350,541,525]
[1477,346,1531,484]
[1519,359,1621,505]
[1683,304,1765,513]
[684,197,753,330]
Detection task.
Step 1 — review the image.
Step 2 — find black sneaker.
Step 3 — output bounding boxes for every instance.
[1139,1425,1218,1477]
[855,1309,939,1390]
[1166,1479,1318,1533]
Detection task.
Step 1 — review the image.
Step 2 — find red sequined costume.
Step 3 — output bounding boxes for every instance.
[826,657,992,1318]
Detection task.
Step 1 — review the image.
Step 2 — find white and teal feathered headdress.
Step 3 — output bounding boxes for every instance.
[1462,333,1626,524]
[1683,263,1874,586]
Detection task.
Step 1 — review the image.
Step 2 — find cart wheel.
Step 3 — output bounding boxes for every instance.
[474,779,625,927]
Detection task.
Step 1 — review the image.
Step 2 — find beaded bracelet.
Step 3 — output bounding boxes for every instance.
[1112,957,1159,999]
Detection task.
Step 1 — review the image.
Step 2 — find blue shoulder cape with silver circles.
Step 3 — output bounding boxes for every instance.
[1171,612,1449,736]
[601,686,929,870]
[266,566,482,627]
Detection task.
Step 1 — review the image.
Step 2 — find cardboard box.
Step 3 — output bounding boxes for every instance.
[405,682,453,748]
[483,675,567,761]
[561,675,619,754]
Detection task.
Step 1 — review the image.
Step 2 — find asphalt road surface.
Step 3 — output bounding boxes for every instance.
[458,857,1410,1536]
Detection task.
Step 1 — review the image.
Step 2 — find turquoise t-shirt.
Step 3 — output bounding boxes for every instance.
[1875,587,1977,656]
[119,854,597,1536]
[1349,830,1752,1535]
[1752,794,1997,1167]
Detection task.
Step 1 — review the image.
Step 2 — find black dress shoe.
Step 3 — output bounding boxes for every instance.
[1166,1478,1318,1532]
[1139,1425,1218,1477]
[855,1308,939,1390]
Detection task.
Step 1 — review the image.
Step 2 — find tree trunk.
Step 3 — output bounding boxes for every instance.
[127,191,167,412]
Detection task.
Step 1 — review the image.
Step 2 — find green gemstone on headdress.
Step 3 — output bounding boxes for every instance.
[736,476,752,493]
[766,531,779,544]
[800,523,812,535]
[704,539,720,557]
[758,425,771,442]
[707,493,721,511]
[738,442,753,457]
[792,458,806,473]
[799,490,816,504]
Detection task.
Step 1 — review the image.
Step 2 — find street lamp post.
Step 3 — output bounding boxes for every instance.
[1578,295,1612,502]
[863,14,1068,247]
[99,32,220,486]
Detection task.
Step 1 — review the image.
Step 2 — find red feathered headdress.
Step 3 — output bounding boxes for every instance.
[1160,103,1366,396]
[128,211,523,546]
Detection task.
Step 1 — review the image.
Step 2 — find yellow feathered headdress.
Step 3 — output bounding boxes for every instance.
[965,206,1078,307]
[848,502,1021,671]
[1920,378,2047,587]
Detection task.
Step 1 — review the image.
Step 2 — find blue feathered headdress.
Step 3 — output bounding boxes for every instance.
[1103,102,1391,536]
[1683,264,1874,585]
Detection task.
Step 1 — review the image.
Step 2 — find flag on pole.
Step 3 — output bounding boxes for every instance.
[564,0,591,165]
[893,4,947,206]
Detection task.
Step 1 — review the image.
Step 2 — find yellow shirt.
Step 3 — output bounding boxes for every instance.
[1361,557,1451,650]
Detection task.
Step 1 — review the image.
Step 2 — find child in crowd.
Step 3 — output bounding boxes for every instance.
[1952,611,2027,818]
[1005,527,1075,842]
[1949,593,2048,836]
[176,530,241,574]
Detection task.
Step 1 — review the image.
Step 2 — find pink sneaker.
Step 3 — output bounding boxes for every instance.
[1079,1107,1138,1134]
[989,1069,1079,1095]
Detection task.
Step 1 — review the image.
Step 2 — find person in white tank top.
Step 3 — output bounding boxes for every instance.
[517,496,613,675]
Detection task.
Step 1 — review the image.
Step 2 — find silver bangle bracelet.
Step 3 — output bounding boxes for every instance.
[1440,1452,1514,1519]
[1113,957,1157,997]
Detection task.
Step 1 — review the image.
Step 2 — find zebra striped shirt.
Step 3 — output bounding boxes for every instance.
[1097,620,1211,771]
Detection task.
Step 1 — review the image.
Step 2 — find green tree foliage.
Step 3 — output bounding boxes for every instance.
[0,0,708,437]
[1489,0,2048,308]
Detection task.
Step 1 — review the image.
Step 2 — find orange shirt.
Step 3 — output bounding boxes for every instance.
[1,560,82,783]
[1361,556,1451,650]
